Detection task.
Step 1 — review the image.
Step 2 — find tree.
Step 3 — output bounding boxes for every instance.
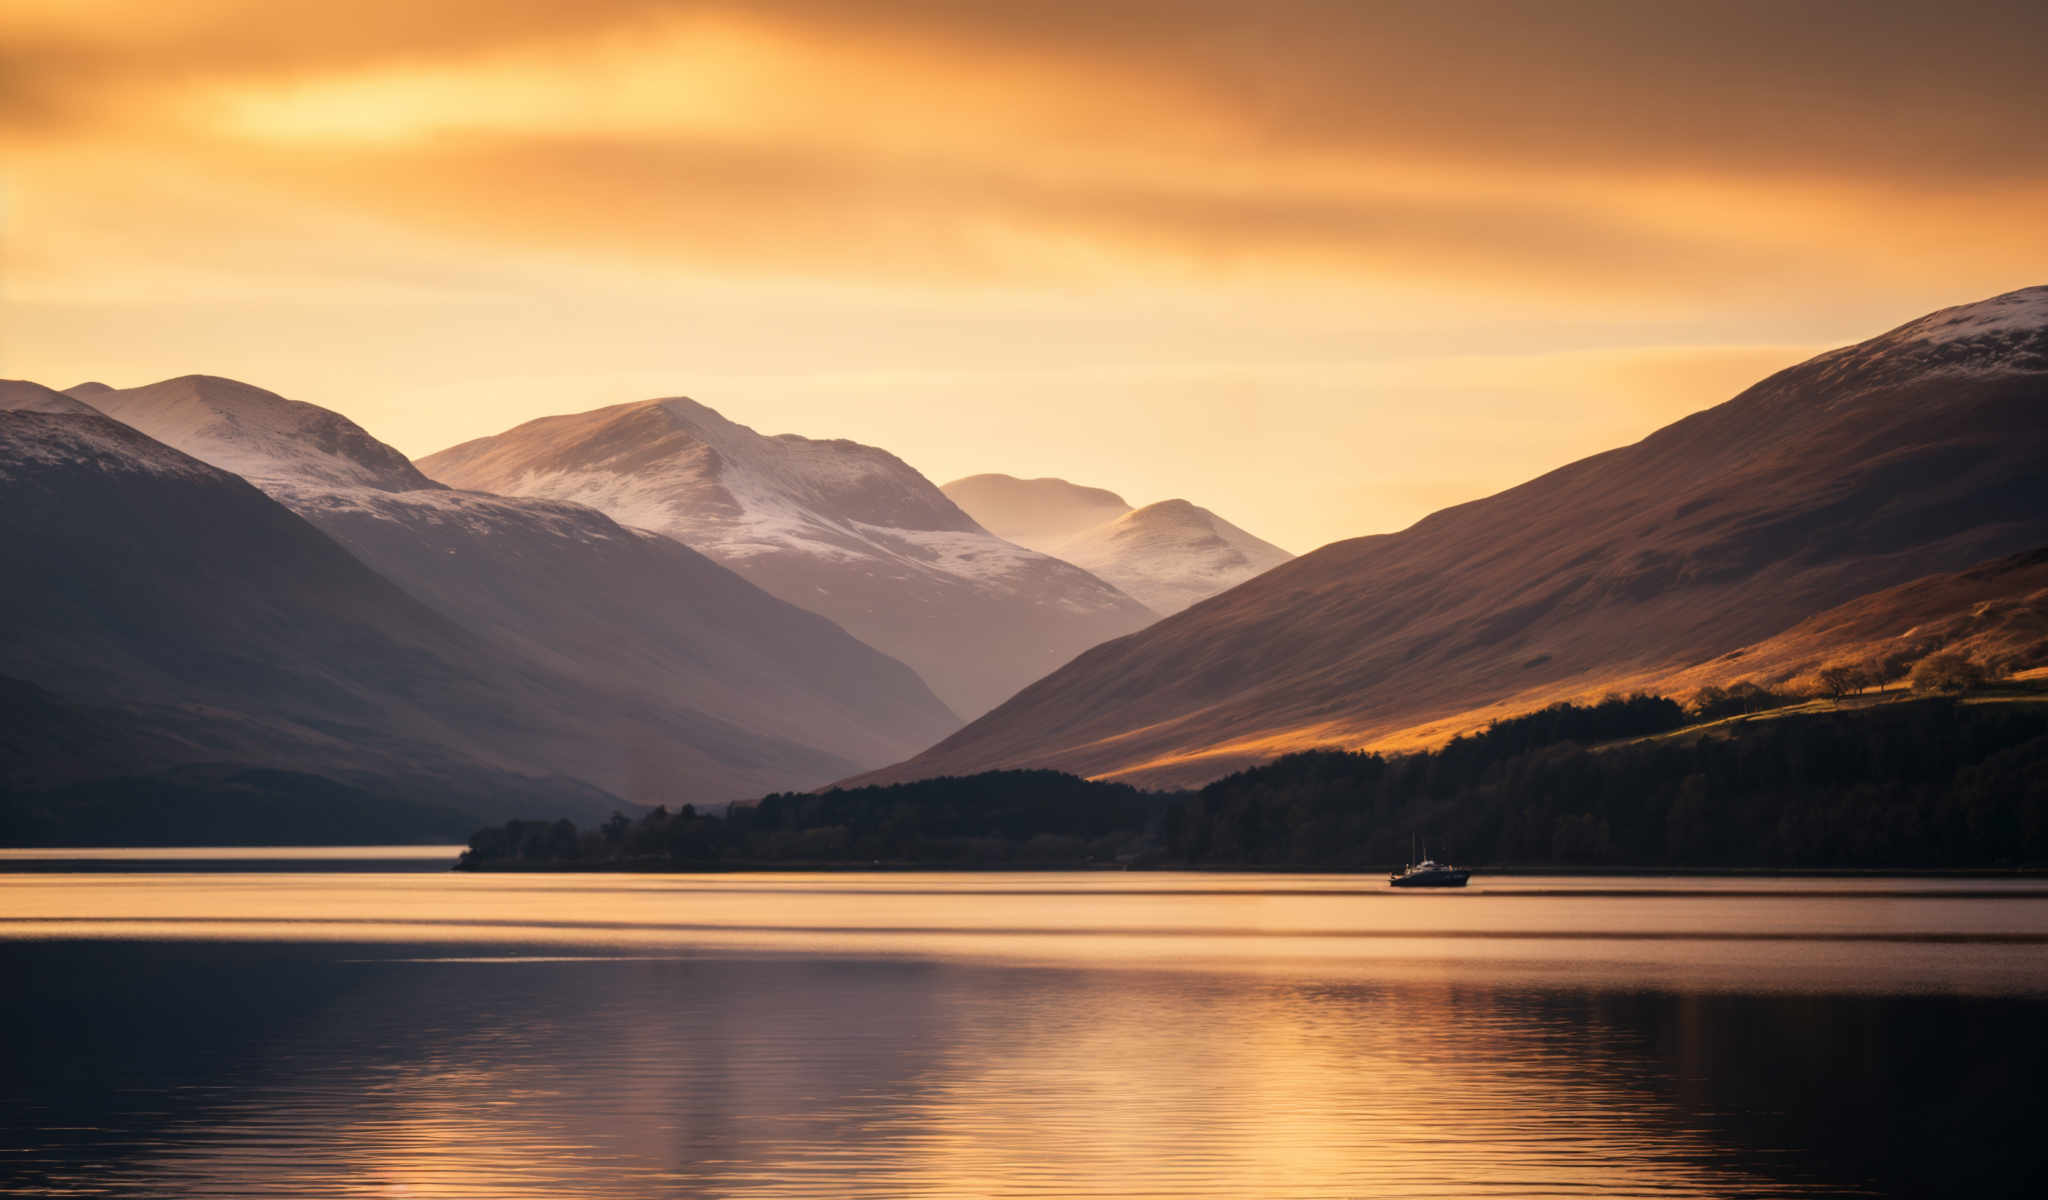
[1910,651,1985,694]
[1817,663,1868,700]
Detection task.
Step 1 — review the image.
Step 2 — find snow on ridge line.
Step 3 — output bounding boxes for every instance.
[1884,285,2048,346]
[0,410,231,482]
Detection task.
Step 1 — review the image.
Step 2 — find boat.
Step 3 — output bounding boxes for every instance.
[1389,837,1470,887]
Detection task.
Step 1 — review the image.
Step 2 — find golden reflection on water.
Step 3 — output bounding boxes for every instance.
[4,870,2047,994]
[4,866,2046,1197]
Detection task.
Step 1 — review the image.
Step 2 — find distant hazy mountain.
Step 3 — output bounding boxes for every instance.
[1040,500,1292,616]
[857,286,2048,787]
[421,397,1155,716]
[28,377,959,809]
[943,475,1293,615]
[941,474,1133,548]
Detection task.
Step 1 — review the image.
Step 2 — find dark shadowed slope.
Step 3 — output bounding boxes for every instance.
[0,410,614,823]
[421,396,1155,716]
[75,377,958,802]
[857,286,2048,787]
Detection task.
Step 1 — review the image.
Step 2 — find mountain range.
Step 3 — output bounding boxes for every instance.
[942,476,1293,615]
[5,285,2045,838]
[855,286,2048,787]
[419,397,1157,716]
[2,378,959,832]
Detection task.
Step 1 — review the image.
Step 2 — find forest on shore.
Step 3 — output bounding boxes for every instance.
[459,687,2048,872]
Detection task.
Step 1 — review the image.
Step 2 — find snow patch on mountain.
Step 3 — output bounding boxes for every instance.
[943,474,1295,616]
[1054,499,1295,615]
[0,410,227,483]
[85,375,437,492]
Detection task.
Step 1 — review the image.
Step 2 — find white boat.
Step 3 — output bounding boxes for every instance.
[1389,837,1470,887]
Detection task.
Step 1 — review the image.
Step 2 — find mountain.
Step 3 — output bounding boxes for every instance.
[1042,500,1293,616]
[420,397,1156,716]
[33,377,959,807]
[1,380,99,415]
[941,474,1133,547]
[0,408,615,830]
[942,475,1294,615]
[855,286,2048,787]
[85,375,433,491]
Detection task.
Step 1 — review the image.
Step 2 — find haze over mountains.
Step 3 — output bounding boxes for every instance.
[944,475,1294,616]
[421,398,1156,716]
[859,286,2048,788]
[2,378,960,834]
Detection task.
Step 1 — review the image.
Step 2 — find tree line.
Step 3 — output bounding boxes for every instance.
[459,688,2048,871]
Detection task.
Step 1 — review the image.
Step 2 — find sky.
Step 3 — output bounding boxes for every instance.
[5,1,2045,553]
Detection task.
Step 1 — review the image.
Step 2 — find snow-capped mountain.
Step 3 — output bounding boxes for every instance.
[421,397,1157,716]
[85,375,434,491]
[856,286,2048,789]
[1048,500,1294,616]
[51,376,960,804]
[942,474,1293,615]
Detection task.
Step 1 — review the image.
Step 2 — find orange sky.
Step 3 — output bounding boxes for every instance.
[5,1,2044,551]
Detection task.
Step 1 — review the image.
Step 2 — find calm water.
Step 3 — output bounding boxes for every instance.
[3,852,2045,1198]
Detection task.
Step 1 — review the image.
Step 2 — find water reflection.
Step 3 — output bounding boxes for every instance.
[3,870,2045,1197]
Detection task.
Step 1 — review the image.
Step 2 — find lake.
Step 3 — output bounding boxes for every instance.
[3,851,2045,1197]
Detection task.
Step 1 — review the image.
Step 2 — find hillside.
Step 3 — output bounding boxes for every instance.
[854,286,2048,787]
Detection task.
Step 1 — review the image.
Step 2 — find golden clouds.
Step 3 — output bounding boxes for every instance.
[8,1,2045,294]
[3,2,2045,550]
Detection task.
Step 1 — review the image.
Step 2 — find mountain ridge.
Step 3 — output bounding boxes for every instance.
[18,378,961,806]
[850,285,2048,788]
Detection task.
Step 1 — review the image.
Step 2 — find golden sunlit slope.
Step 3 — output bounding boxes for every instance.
[849,287,2048,788]
[1655,547,2048,698]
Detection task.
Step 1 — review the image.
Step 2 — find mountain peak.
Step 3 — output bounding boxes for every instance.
[1,380,101,416]
[423,397,1155,715]
[81,375,437,492]
[1883,285,2048,347]
[940,474,1133,550]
